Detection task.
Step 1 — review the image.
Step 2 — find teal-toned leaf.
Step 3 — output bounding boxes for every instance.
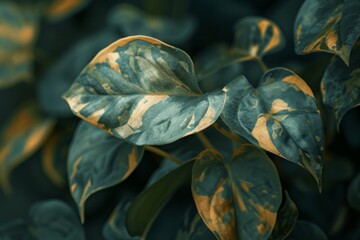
[37,30,119,117]
[0,2,39,88]
[192,146,282,240]
[347,172,360,212]
[321,45,360,128]
[68,121,144,222]
[0,200,85,240]
[103,198,140,240]
[126,160,195,237]
[294,0,360,65]
[63,35,225,145]
[269,192,298,240]
[287,220,327,240]
[108,4,196,45]
[221,68,324,187]
[175,213,216,240]
[43,0,90,21]
[0,102,55,193]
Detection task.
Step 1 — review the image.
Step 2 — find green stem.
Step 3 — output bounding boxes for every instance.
[256,57,269,72]
[145,146,183,165]
[212,123,243,145]
[196,132,215,150]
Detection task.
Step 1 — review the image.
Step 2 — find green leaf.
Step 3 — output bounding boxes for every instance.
[103,198,140,240]
[321,45,360,128]
[221,68,324,188]
[0,2,39,88]
[63,35,225,145]
[176,213,216,240]
[269,192,298,240]
[347,172,360,212]
[108,4,196,45]
[0,102,55,194]
[294,0,360,65]
[68,121,144,222]
[192,146,282,240]
[126,160,195,237]
[287,220,327,240]
[43,0,90,21]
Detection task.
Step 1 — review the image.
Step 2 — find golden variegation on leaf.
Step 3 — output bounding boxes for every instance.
[44,0,90,20]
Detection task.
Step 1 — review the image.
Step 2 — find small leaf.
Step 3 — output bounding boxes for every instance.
[287,220,327,240]
[44,0,90,21]
[103,198,140,240]
[221,68,324,188]
[68,121,144,222]
[126,160,195,237]
[321,46,360,128]
[192,146,282,240]
[0,102,55,193]
[269,192,298,240]
[347,172,360,212]
[63,35,225,145]
[0,2,39,88]
[108,4,196,45]
[294,0,360,65]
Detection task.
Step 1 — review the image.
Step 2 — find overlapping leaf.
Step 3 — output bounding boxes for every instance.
[108,4,196,45]
[192,146,282,240]
[0,2,39,88]
[176,213,216,240]
[0,102,55,193]
[221,68,324,187]
[68,121,144,222]
[287,220,327,240]
[321,46,360,128]
[44,0,90,20]
[347,172,360,212]
[63,35,225,145]
[294,0,360,65]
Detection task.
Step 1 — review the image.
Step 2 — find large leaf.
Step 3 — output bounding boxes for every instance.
[176,213,216,240]
[0,2,39,88]
[63,35,225,145]
[0,200,85,240]
[68,121,144,222]
[294,0,360,65]
[126,160,195,237]
[221,68,324,187]
[321,46,360,128]
[347,172,360,212]
[192,146,282,240]
[0,102,55,193]
[287,220,327,240]
[43,0,90,21]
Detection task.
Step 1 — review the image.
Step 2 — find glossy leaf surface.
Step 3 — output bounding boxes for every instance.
[321,46,360,128]
[269,192,298,240]
[221,68,324,187]
[126,160,194,237]
[68,121,144,222]
[287,220,327,240]
[294,0,360,65]
[192,146,282,240]
[63,35,225,145]
[0,2,39,88]
[0,103,55,193]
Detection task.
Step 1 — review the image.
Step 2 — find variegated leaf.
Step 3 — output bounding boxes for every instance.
[221,68,324,188]
[269,192,298,240]
[63,35,225,145]
[192,146,282,240]
[321,46,360,128]
[0,2,39,88]
[68,121,144,222]
[0,102,55,193]
[294,0,360,65]
[44,0,90,20]
[108,4,196,45]
[176,213,216,240]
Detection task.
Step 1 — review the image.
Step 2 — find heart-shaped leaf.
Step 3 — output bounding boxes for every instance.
[294,0,360,65]
[192,146,282,240]
[43,0,90,21]
[0,2,39,88]
[0,102,55,193]
[321,45,360,128]
[63,35,225,145]
[287,220,327,240]
[269,192,298,240]
[68,121,144,222]
[221,68,324,188]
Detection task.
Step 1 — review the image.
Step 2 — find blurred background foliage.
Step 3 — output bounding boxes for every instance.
[0,0,359,239]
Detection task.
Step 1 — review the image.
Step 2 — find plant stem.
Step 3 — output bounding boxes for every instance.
[144,146,183,165]
[196,132,215,149]
[212,123,243,145]
[256,57,269,72]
